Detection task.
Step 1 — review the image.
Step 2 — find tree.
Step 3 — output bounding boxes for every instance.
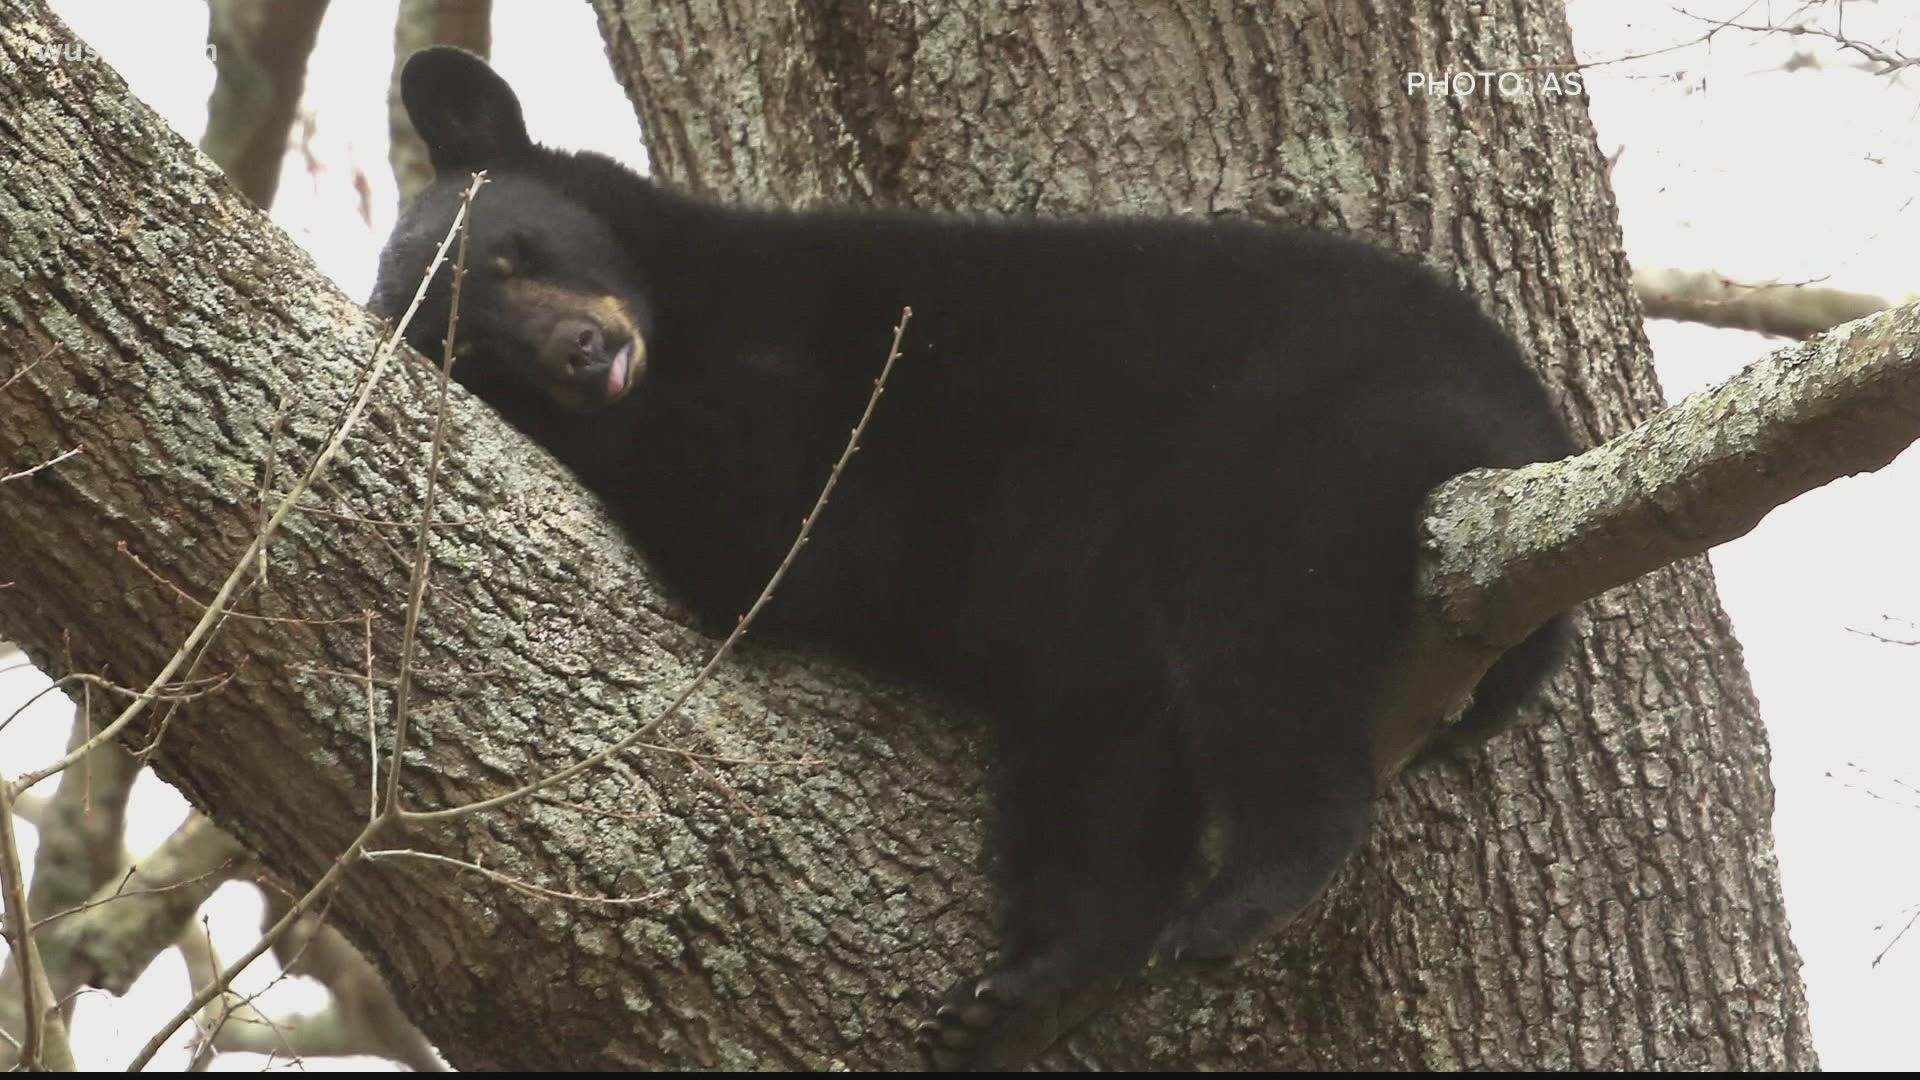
[11,0,1902,1067]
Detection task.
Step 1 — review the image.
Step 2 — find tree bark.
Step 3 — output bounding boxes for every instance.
[0,0,1818,1070]
[595,0,1817,1068]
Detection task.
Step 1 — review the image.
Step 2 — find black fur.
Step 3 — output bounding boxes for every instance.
[373,47,1576,1069]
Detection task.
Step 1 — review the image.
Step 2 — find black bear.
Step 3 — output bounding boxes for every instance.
[371,46,1575,1070]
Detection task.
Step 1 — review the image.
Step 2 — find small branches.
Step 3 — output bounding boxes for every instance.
[382,170,479,818]
[115,255,914,1066]
[0,445,81,485]
[1673,5,1920,76]
[0,343,60,398]
[116,171,491,1072]
[17,178,912,1072]
[361,850,667,907]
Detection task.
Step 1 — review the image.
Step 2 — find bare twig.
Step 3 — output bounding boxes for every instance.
[365,615,379,824]
[1,671,233,741]
[0,343,61,397]
[125,823,375,1071]
[1873,904,1920,967]
[0,775,45,1067]
[254,394,291,587]
[384,177,479,817]
[1824,762,1920,814]
[122,172,491,1074]
[1675,7,1920,75]
[0,445,82,484]
[285,661,501,688]
[361,849,667,907]
[1844,617,1920,648]
[242,486,467,527]
[28,858,242,936]
[1515,0,1765,74]
[120,541,381,626]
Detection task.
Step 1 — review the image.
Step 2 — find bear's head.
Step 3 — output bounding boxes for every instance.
[370,47,648,416]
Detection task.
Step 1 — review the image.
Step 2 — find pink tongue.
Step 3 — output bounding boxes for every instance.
[606,344,632,396]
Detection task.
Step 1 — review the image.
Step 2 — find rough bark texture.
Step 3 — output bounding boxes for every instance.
[594,0,1817,1069]
[0,0,1816,1070]
[1420,299,1920,653]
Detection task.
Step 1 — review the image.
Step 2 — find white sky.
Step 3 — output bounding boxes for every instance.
[2,0,1916,1070]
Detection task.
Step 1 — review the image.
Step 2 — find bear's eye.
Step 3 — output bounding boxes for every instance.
[500,231,539,276]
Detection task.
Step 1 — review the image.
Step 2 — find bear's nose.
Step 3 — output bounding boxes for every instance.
[545,316,605,376]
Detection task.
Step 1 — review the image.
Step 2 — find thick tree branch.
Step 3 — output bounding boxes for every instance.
[1428,301,1920,645]
[1371,299,1920,774]
[34,814,251,1001]
[256,890,447,1071]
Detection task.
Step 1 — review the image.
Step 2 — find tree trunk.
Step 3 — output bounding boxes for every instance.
[0,0,1814,1070]
[199,0,331,210]
[596,0,1816,1068]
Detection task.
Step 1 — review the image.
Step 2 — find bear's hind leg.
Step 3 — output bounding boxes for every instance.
[1153,723,1374,965]
[919,707,1200,1069]
[1150,544,1389,965]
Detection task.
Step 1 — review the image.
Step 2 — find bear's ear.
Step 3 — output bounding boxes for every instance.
[401,46,533,175]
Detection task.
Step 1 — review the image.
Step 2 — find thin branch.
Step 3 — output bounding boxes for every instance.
[0,774,45,1068]
[284,661,502,688]
[0,445,82,484]
[1676,7,1920,75]
[254,891,447,1071]
[27,858,241,936]
[384,173,479,817]
[1873,904,1920,967]
[243,486,467,527]
[254,393,291,587]
[123,173,493,1073]
[123,820,375,1071]
[1844,619,1920,648]
[361,849,668,907]
[0,342,60,397]
[1,670,233,742]
[365,615,379,824]
[120,541,381,626]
